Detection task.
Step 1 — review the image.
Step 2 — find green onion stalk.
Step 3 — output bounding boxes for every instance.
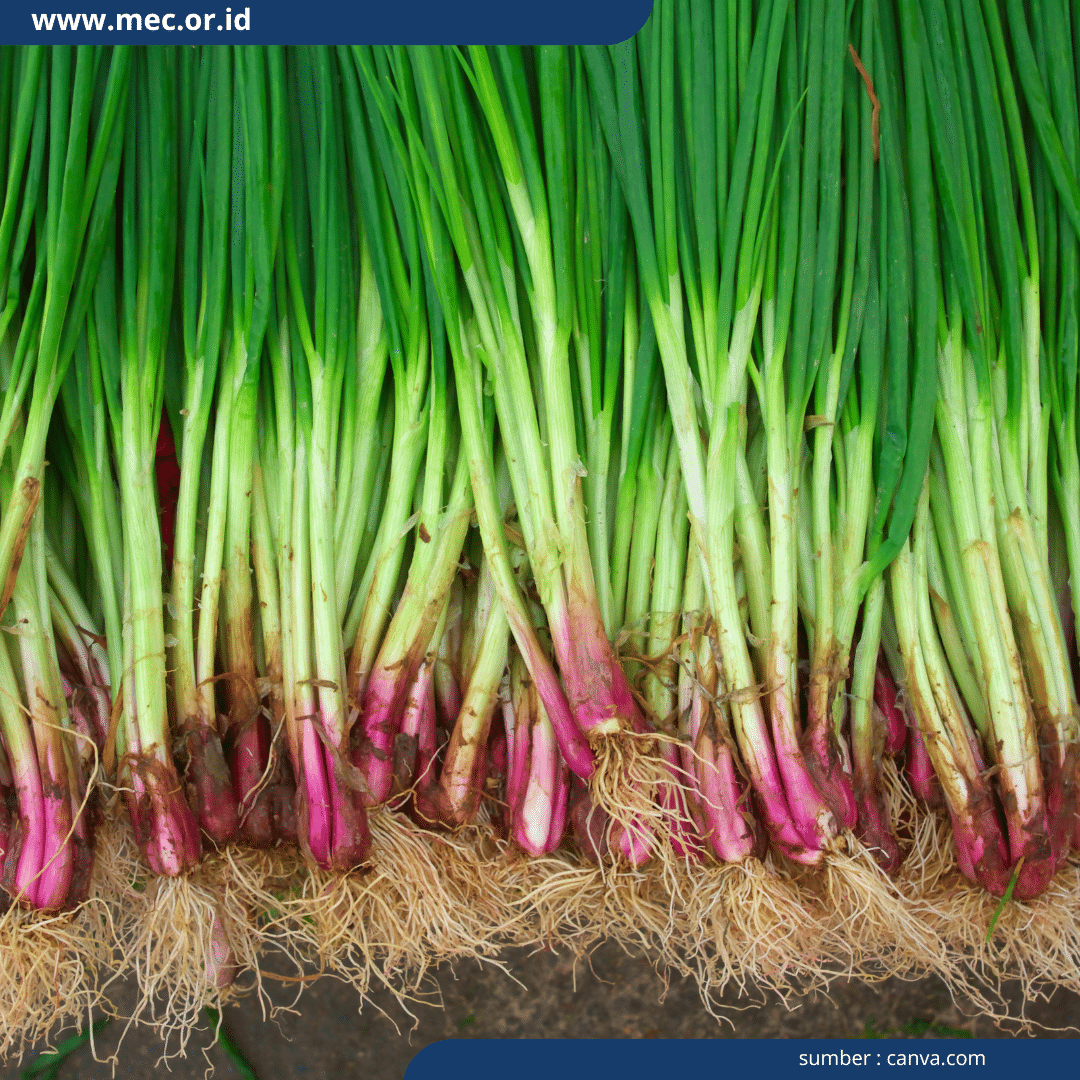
[610,320,660,638]
[848,0,940,831]
[218,46,287,847]
[261,255,306,851]
[330,58,394,662]
[461,45,643,756]
[245,410,298,844]
[490,45,622,733]
[788,1,901,870]
[339,44,431,742]
[570,58,623,643]
[167,45,239,845]
[96,50,200,877]
[798,0,864,832]
[355,46,595,798]
[338,46,471,809]
[267,73,316,866]
[842,8,899,870]
[58,323,123,757]
[749,0,838,860]
[281,47,369,870]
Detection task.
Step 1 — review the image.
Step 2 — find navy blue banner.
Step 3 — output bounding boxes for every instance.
[404,1038,1074,1080]
[5,1,653,45]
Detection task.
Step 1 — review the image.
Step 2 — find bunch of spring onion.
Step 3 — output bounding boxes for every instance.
[3,11,1080,916]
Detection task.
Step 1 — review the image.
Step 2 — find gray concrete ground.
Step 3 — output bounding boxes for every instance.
[3,942,1078,1078]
